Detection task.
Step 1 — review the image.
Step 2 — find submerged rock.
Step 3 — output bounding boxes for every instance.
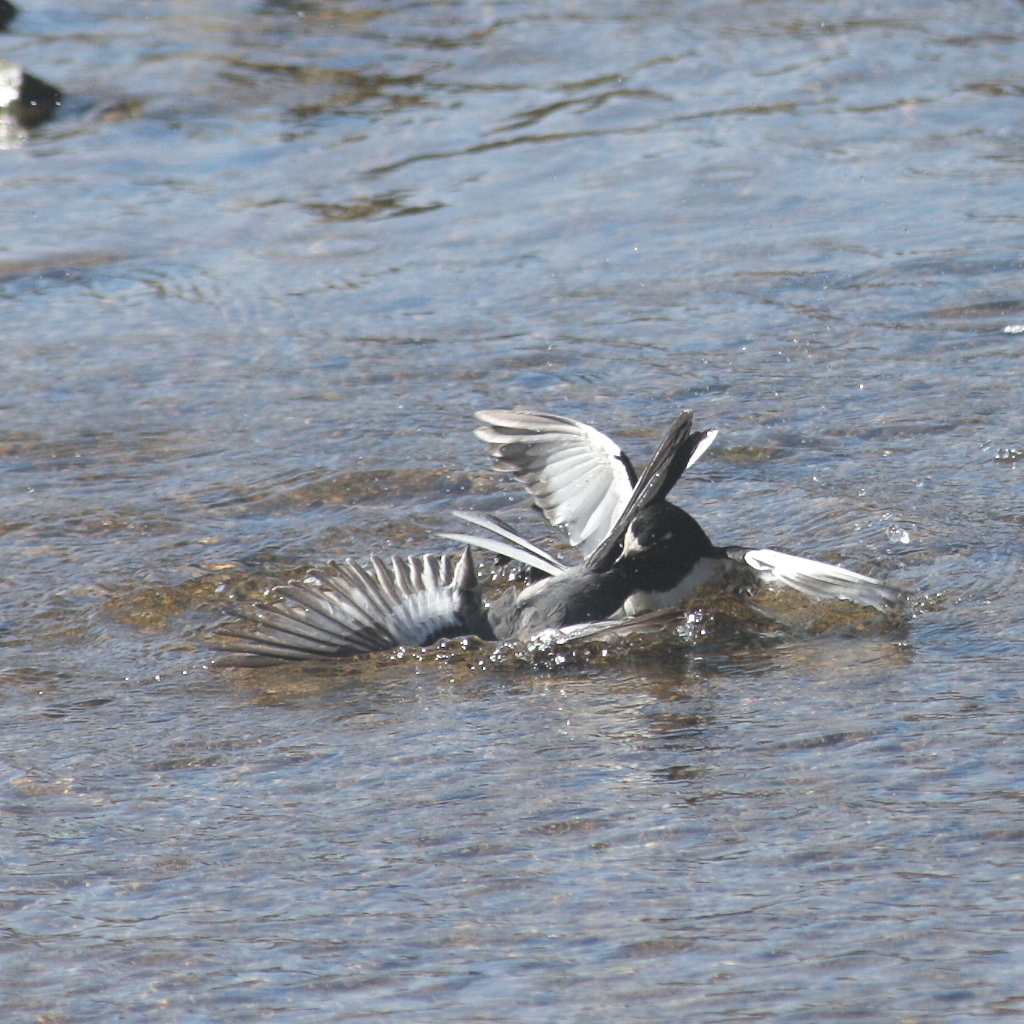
[0,61,61,126]
[0,2,16,32]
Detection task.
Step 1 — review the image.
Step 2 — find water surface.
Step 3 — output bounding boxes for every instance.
[2,0,1023,1020]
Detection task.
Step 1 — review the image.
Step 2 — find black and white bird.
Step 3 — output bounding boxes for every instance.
[214,409,714,663]
[213,409,906,666]
[451,408,907,617]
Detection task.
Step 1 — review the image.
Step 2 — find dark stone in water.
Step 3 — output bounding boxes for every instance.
[0,2,15,32]
[0,61,62,126]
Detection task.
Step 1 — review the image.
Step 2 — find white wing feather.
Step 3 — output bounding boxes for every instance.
[473,409,638,558]
[740,548,906,612]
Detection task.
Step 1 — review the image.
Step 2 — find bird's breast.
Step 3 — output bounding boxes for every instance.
[620,556,726,616]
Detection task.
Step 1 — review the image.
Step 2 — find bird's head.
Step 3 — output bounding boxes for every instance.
[618,503,716,588]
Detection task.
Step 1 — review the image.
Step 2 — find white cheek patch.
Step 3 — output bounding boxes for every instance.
[621,528,642,557]
[621,527,673,557]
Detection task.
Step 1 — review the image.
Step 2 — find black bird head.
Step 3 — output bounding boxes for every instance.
[586,411,716,572]
[617,503,716,591]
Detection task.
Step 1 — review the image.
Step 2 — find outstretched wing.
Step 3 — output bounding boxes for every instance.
[440,510,568,577]
[734,547,908,613]
[212,548,490,666]
[473,409,638,559]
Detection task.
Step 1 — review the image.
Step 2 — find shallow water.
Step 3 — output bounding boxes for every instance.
[2,0,1023,1019]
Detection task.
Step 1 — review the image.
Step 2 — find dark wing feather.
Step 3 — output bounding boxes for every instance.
[585,412,719,570]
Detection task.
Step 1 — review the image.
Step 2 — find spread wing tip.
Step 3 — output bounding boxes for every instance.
[211,548,486,665]
[740,548,909,612]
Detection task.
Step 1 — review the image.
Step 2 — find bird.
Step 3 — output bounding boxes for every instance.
[212,409,907,666]
[213,409,716,664]
[450,408,907,616]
